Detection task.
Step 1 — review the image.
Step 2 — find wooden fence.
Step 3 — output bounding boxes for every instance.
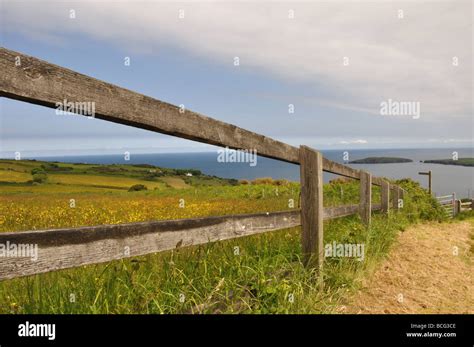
[0,47,405,280]
[436,194,474,218]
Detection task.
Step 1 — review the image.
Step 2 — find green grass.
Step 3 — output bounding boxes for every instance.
[0,160,445,313]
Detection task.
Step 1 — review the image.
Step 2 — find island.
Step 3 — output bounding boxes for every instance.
[349,157,413,164]
[423,158,474,167]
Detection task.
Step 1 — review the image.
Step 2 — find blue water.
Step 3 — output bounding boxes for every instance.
[29,148,473,198]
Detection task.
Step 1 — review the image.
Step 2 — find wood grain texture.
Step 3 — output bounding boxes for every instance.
[381,180,390,213]
[0,203,385,280]
[0,210,301,280]
[299,146,324,269]
[322,157,360,180]
[359,171,372,225]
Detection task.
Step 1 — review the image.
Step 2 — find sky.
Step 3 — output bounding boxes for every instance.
[0,0,473,157]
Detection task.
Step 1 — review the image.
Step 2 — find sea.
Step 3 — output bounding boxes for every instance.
[30,148,473,199]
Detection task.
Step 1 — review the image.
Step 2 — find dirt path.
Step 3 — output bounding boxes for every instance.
[343,221,474,314]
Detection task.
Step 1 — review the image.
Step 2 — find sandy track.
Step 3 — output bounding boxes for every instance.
[343,221,474,314]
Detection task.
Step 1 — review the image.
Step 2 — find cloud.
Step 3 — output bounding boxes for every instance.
[339,139,368,145]
[2,0,472,123]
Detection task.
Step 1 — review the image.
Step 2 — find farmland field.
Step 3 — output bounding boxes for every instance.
[0,159,445,313]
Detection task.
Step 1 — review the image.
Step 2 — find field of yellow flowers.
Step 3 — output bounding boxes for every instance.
[0,159,443,313]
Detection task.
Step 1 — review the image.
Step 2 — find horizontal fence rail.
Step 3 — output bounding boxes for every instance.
[0,205,383,280]
[0,47,403,280]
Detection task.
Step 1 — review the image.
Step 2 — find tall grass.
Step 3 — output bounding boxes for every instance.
[0,179,444,313]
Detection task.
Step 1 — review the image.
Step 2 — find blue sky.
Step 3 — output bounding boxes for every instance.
[1,0,472,157]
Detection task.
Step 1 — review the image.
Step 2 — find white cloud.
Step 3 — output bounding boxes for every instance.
[2,0,472,122]
[339,139,368,145]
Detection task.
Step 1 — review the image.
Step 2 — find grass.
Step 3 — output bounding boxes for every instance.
[0,159,445,313]
[47,173,167,190]
[159,176,189,189]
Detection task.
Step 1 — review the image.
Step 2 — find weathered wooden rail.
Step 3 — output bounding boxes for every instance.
[0,47,404,280]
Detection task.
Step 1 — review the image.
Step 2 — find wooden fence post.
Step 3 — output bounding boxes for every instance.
[428,170,432,195]
[359,171,372,225]
[381,180,390,214]
[451,193,456,217]
[299,146,324,270]
[454,200,461,216]
[392,186,400,211]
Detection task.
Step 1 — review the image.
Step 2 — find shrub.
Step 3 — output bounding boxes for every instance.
[32,174,47,183]
[143,173,162,181]
[31,168,46,175]
[252,177,273,185]
[40,163,73,172]
[31,168,48,183]
[273,179,290,186]
[128,184,147,192]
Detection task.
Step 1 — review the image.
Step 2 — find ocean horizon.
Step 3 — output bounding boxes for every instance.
[6,147,472,199]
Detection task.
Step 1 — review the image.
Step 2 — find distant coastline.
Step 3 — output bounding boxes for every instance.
[349,157,412,164]
[0,148,471,197]
[423,158,474,167]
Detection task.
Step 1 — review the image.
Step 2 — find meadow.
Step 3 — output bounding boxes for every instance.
[0,159,445,313]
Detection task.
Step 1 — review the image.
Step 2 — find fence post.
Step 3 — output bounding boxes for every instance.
[454,200,461,216]
[299,146,324,270]
[359,171,372,225]
[392,186,400,211]
[381,180,390,214]
[452,193,456,217]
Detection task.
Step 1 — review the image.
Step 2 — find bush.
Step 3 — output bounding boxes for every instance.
[228,179,239,186]
[394,178,446,222]
[143,173,163,181]
[128,184,147,192]
[239,179,250,185]
[31,168,47,183]
[252,177,273,185]
[32,174,47,183]
[40,163,73,172]
[31,168,46,175]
